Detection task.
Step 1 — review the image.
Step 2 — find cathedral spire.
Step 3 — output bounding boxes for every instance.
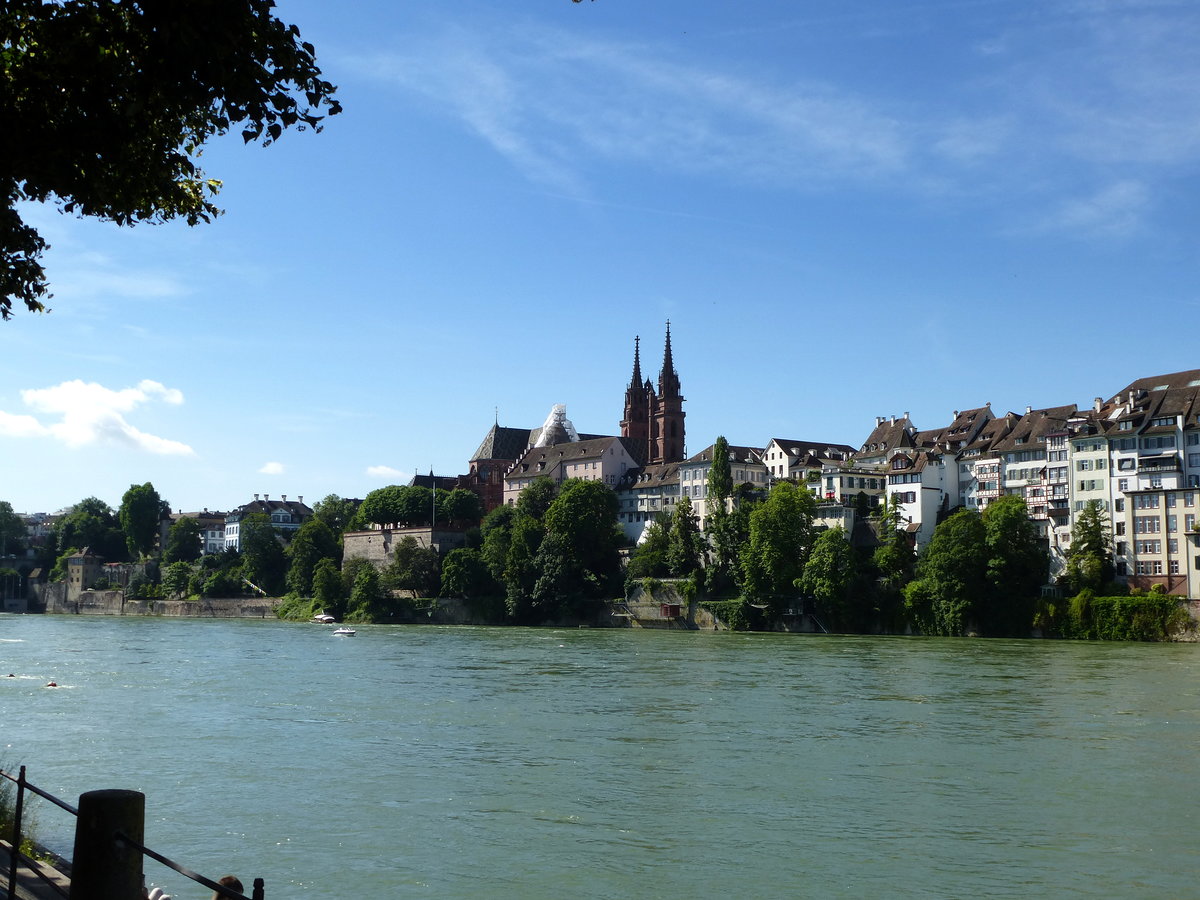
[630,335,642,390]
[658,320,680,397]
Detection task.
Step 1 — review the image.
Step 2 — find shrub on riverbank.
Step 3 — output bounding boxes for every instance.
[1061,587,1192,641]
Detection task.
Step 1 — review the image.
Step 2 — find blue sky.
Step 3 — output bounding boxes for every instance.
[3,0,1198,515]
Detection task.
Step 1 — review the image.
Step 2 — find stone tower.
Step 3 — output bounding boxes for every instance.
[621,323,685,465]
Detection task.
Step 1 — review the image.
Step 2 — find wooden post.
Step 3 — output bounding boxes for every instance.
[69,789,144,900]
[253,877,265,899]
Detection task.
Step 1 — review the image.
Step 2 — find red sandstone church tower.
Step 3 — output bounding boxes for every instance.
[620,323,685,465]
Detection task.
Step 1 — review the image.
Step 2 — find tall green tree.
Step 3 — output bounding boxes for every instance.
[480,505,518,583]
[706,436,733,517]
[386,537,441,597]
[54,497,127,562]
[118,482,162,558]
[312,494,360,538]
[346,564,382,622]
[741,481,817,611]
[626,514,672,580]
[238,512,286,595]
[162,516,203,564]
[666,494,703,577]
[312,557,344,619]
[517,477,558,520]
[504,515,545,622]
[800,526,862,624]
[1065,499,1114,593]
[286,518,339,596]
[438,489,483,527]
[162,561,193,598]
[979,495,1047,636]
[903,509,988,636]
[440,548,494,599]
[0,501,25,556]
[2,0,340,318]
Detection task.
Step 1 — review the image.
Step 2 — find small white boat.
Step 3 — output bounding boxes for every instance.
[312,614,335,624]
[332,627,356,636]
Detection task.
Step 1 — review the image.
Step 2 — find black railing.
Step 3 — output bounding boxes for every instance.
[1,766,264,900]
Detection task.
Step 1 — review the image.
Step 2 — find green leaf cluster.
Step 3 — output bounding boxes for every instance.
[2,0,340,317]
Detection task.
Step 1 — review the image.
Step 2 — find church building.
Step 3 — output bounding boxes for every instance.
[620,323,686,466]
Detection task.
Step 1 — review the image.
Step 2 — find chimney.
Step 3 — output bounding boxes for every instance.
[298,495,304,504]
[890,415,896,424]
[1026,405,1032,414]
[953,410,959,418]
[903,412,909,420]
[264,494,270,501]
[1094,397,1103,412]
[282,494,287,502]
[254,493,259,501]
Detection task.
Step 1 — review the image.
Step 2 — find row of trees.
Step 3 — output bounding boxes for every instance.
[622,436,1062,637]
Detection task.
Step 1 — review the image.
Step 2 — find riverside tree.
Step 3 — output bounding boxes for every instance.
[666,493,704,577]
[162,516,203,564]
[238,512,286,595]
[742,481,817,612]
[979,495,1048,635]
[903,509,988,636]
[118,482,162,559]
[1,0,340,318]
[800,526,863,625]
[1065,500,1114,594]
[0,501,25,556]
[285,518,339,597]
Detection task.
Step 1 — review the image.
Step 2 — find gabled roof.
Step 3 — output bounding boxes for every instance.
[991,404,1076,453]
[471,424,537,462]
[509,436,637,475]
[962,412,1018,455]
[618,461,681,489]
[766,438,856,462]
[227,498,313,523]
[855,415,916,459]
[685,443,764,466]
[471,422,606,463]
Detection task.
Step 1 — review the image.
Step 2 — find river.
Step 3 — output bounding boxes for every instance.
[1,615,1197,898]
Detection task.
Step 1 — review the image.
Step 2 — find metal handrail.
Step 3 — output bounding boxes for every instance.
[1,766,263,900]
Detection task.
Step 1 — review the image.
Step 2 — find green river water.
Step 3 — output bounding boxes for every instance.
[1,615,1197,898]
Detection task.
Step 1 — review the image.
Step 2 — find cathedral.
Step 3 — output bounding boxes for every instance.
[620,323,686,465]
[463,323,685,510]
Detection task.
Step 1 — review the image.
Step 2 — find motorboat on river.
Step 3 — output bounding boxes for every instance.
[312,614,335,624]
[332,627,356,636]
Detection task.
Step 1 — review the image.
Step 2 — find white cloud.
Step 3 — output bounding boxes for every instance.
[259,461,285,476]
[1038,180,1150,238]
[1,379,194,455]
[361,6,1200,235]
[366,465,406,479]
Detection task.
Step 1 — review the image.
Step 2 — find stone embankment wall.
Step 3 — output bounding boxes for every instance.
[38,583,277,618]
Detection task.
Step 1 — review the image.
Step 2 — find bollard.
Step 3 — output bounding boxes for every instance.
[69,789,145,900]
[253,876,265,899]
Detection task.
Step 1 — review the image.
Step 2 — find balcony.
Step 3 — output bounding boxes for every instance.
[1139,454,1181,472]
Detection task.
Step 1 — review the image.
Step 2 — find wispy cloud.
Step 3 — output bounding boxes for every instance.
[259,461,285,475]
[1036,180,1151,238]
[359,2,1199,237]
[0,379,193,455]
[366,465,406,479]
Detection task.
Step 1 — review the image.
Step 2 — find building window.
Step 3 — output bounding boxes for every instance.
[1134,516,1160,534]
[1170,560,1180,575]
[1115,521,1126,536]
[1167,515,1177,532]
